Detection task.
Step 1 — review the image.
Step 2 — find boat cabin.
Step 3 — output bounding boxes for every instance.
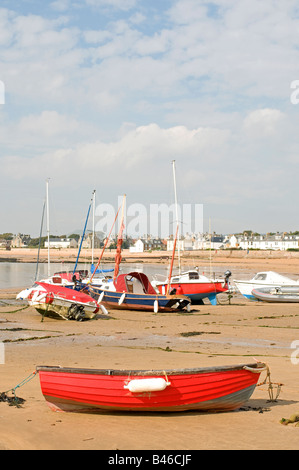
[251,271,299,284]
[171,271,208,283]
[114,272,158,295]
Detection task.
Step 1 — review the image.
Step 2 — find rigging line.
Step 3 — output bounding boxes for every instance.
[35,199,46,282]
[87,202,122,285]
[73,196,93,275]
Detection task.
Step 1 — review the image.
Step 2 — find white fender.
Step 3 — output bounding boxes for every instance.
[99,291,105,302]
[35,292,47,302]
[154,299,159,313]
[124,377,170,393]
[99,304,109,315]
[186,302,191,312]
[118,292,126,305]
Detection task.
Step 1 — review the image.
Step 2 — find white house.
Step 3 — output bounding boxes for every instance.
[166,239,186,252]
[167,233,228,251]
[129,239,144,253]
[229,233,299,251]
[44,238,78,249]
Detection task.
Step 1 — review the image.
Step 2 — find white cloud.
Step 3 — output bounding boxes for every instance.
[1,1,298,118]
[50,0,70,11]
[1,1,299,234]
[0,123,231,183]
[243,108,285,137]
[84,0,137,11]
[18,111,81,137]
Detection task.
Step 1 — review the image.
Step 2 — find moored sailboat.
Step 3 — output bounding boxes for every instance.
[89,195,191,312]
[16,183,107,320]
[153,268,232,305]
[152,161,232,305]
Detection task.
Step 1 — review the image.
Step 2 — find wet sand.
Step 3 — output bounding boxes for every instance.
[0,296,298,449]
[0,250,299,450]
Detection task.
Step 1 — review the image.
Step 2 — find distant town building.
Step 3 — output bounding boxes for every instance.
[130,239,145,253]
[5,230,299,252]
[228,233,299,251]
[167,233,228,251]
[79,232,101,249]
[165,231,299,251]
[11,233,31,248]
[130,237,166,252]
[44,238,78,249]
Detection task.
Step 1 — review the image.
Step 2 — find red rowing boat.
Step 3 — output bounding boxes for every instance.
[36,362,266,413]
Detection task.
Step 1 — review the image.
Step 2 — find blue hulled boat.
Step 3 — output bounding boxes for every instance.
[89,272,190,313]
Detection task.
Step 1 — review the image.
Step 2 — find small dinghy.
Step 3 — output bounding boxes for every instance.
[252,286,299,303]
[234,271,299,300]
[36,362,266,413]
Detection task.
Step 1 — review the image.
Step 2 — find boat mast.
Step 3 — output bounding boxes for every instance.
[46,178,50,277]
[113,195,126,282]
[172,160,181,275]
[167,223,179,295]
[88,202,122,285]
[209,218,212,278]
[92,189,96,266]
[73,193,93,276]
[35,199,46,282]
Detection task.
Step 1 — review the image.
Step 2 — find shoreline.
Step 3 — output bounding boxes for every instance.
[2,246,299,262]
[2,247,299,274]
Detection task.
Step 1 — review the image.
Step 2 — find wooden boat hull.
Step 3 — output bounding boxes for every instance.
[90,286,190,312]
[36,363,265,413]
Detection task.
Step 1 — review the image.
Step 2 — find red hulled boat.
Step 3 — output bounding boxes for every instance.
[36,362,266,413]
[153,269,231,306]
[18,281,101,321]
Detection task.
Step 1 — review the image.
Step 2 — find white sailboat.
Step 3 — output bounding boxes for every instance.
[17,182,106,320]
[152,161,232,305]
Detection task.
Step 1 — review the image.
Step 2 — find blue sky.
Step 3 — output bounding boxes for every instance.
[1,0,299,237]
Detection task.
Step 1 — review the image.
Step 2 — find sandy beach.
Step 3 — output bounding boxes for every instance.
[0,249,298,450]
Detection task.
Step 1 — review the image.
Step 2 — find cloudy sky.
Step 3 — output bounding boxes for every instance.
[1,0,299,237]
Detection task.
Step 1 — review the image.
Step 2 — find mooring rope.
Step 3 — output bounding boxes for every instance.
[1,305,29,314]
[244,363,283,402]
[1,371,37,407]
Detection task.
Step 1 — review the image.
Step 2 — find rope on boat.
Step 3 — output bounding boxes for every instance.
[244,363,283,402]
[0,371,37,407]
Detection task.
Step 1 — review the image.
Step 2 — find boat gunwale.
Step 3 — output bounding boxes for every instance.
[36,362,265,377]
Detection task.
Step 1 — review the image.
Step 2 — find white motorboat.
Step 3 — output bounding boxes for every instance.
[234,271,299,300]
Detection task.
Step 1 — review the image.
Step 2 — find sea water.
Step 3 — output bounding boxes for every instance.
[0,260,258,290]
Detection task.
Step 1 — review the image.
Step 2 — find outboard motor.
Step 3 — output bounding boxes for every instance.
[224,270,232,285]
